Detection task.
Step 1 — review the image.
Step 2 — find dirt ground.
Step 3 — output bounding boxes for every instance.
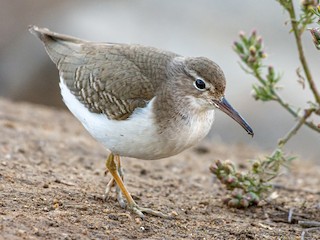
[0,98,319,240]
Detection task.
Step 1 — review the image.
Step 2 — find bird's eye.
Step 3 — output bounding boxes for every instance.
[194,79,206,91]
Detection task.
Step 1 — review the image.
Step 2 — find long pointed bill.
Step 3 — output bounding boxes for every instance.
[213,97,254,136]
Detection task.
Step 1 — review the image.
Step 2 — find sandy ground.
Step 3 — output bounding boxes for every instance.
[0,98,319,240]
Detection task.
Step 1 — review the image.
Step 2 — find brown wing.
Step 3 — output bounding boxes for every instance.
[58,45,156,120]
[29,26,161,120]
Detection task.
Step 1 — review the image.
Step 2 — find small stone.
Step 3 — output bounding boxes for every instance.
[16,148,25,154]
[3,122,15,129]
[33,227,40,236]
[140,169,147,175]
[193,146,209,154]
[108,214,119,221]
[43,207,49,212]
[17,229,25,235]
[135,217,142,225]
[102,208,110,213]
[170,210,178,216]
[140,226,145,231]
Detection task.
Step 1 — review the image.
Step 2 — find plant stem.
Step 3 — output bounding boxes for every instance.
[287,1,320,104]
[278,109,315,147]
[273,92,320,133]
[251,66,320,133]
[253,68,266,85]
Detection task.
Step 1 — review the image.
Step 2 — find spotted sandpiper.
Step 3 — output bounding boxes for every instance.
[29,25,253,219]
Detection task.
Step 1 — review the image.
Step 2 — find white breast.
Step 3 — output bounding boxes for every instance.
[59,78,215,160]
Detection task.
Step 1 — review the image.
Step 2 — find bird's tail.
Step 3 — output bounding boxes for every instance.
[28,25,86,65]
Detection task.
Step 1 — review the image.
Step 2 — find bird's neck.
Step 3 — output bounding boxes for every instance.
[153,85,214,134]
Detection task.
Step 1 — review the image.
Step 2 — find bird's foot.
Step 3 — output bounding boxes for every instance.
[129,202,172,219]
[104,153,172,219]
[103,179,170,218]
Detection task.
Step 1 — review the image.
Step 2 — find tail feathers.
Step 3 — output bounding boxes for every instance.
[28,25,86,65]
[28,25,86,44]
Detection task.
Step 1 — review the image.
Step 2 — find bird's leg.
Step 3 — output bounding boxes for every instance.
[105,153,171,219]
[103,154,126,208]
[114,155,126,208]
[104,177,115,198]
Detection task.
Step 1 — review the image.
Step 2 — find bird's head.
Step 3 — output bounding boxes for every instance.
[168,56,254,136]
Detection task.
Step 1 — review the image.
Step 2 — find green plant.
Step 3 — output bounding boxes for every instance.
[310,4,320,49]
[210,149,294,208]
[210,0,320,208]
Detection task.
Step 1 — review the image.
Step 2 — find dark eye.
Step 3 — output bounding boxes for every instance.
[194,79,206,91]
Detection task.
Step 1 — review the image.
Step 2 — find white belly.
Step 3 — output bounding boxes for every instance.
[59,78,215,160]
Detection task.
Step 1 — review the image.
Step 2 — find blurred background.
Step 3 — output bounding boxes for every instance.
[0,0,319,161]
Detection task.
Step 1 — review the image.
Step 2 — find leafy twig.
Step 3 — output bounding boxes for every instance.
[233,30,320,133]
[209,148,292,208]
[283,0,320,104]
[211,0,320,209]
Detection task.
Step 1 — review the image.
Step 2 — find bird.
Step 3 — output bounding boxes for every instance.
[29,25,253,219]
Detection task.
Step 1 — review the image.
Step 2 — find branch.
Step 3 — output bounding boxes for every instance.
[273,93,320,133]
[287,1,320,104]
[278,108,315,147]
[251,69,320,133]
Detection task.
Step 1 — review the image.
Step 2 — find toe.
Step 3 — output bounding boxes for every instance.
[128,203,171,219]
[139,206,172,219]
[131,205,145,219]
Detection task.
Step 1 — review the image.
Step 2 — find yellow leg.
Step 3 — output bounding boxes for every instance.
[104,156,126,208]
[105,153,171,219]
[114,155,126,208]
[106,153,135,206]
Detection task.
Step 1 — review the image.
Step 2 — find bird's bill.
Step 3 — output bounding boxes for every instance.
[213,97,254,136]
